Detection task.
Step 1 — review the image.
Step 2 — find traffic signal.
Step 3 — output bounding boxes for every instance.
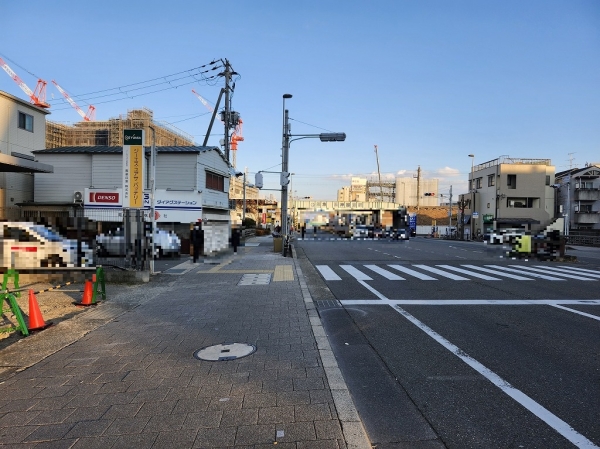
[280,171,290,186]
[424,192,435,196]
[255,173,263,189]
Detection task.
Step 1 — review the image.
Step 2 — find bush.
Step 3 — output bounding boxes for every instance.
[242,217,256,228]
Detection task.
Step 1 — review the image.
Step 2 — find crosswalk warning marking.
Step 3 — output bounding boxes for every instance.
[538,265,600,278]
[436,265,501,281]
[511,265,596,281]
[461,265,534,280]
[364,265,405,280]
[316,265,342,281]
[413,264,470,280]
[273,265,294,282]
[388,264,437,280]
[340,265,373,281]
[485,265,565,281]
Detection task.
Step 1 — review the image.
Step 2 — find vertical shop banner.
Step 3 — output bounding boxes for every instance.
[123,129,145,208]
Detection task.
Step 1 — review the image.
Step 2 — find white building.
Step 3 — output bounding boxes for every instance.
[0,91,53,214]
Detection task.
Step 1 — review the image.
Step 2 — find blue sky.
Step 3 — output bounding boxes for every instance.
[1,0,598,200]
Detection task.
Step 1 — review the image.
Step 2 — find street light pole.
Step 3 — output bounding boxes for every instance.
[149,126,156,274]
[242,171,246,223]
[281,94,292,255]
[468,154,475,239]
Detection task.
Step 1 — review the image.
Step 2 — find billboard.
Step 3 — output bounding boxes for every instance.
[122,129,144,208]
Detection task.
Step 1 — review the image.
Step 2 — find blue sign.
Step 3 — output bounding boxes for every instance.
[409,213,417,230]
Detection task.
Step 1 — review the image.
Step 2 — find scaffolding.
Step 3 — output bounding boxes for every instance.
[366,179,396,203]
[45,108,195,149]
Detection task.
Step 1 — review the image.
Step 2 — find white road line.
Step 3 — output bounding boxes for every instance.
[340,299,600,306]
[436,265,501,280]
[553,265,600,274]
[485,265,565,281]
[358,280,388,300]
[413,265,470,280]
[510,266,596,281]
[392,305,599,448]
[536,265,600,278]
[316,265,341,281]
[388,265,437,280]
[340,265,373,281]
[364,265,405,280]
[550,304,600,321]
[461,265,534,280]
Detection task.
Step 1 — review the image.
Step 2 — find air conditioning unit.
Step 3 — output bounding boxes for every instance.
[73,191,84,203]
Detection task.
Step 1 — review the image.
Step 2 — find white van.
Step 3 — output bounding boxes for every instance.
[0,222,94,268]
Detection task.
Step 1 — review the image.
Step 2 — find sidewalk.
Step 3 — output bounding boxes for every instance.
[0,235,370,448]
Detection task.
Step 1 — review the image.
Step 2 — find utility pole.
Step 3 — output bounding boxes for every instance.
[417,166,421,208]
[448,185,452,230]
[566,152,576,236]
[222,59,232,164]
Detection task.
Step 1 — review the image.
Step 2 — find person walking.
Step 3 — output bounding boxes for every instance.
[191,222,204,263]
[301,225,306,239]
[231,226,241,255]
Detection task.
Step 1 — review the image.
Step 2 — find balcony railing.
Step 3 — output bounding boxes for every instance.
[574,211,600,223]
[573,188,600,201]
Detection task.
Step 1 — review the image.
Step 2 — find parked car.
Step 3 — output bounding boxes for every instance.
[352,225,374,238]
[388,227,409,240]
[0,222,94,268]
[96,228,180,258]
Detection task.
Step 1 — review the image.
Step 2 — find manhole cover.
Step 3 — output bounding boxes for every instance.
[194,343,256,361]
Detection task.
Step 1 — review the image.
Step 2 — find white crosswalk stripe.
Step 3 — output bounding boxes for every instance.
[536,265,600,279]
[364,265,405,280]
[484,265,565,281]
[510,265,596,281]
[314,263,599,282]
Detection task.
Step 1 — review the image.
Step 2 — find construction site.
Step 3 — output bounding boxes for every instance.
[45,108,195,149]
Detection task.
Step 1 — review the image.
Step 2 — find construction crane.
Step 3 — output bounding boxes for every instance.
[374,145,384,201]
[52,80,96,121]
[192,89,244,168]
[0,57,50,108]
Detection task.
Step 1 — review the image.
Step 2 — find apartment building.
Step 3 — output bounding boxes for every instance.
[464,157,556,235]
[395,177,439,207]
[555,164,600,232]
[337,177,367,201]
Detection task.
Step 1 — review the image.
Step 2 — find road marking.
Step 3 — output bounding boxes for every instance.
[341,265,373,281]
[510,265,596,281]
[364,265,405,280]
[340,299,600,306]
[413,264,469,280]
[316,265,341,281]
[461,265,534,280]
[538,266,600,279]
[358,280,388,300]
[550,304,600,321]
[388,265,437,280]
[392,305,599,449]
[485,265,565,281]
[436,265,500,280]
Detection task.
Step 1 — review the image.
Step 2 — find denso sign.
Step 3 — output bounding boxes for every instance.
[85,188,122,207]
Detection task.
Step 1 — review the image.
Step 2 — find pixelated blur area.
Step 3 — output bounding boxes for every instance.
[496,229,563,260]
[0,220,95,270]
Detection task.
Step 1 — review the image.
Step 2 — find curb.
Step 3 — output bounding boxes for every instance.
[291,245,371,449]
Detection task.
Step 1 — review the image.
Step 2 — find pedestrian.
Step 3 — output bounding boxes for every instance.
[190,223,204,263]
[301,225,305,239]
[313,225,317,237]
[231,226,241,255]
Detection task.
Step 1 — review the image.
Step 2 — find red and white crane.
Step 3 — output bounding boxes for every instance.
[52,80,96,121]
[0,57,50,108]
[192,89,244,168]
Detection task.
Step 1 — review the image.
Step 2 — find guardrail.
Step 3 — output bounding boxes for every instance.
[566,235,600,247]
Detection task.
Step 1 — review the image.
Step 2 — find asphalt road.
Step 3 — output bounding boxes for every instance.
[295,232,600,449]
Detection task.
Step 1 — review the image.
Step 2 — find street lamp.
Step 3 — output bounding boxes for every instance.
[280,94,346,256]
[468,154,475,239]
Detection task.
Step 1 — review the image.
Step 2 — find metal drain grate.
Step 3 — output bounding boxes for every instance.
[194,343,256,361]
[238,273,271,285]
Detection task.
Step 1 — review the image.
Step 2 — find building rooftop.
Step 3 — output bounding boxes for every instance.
[33,146,220,154]
[475,156,552,171]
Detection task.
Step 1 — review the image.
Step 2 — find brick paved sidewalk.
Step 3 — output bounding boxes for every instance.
[0,235,369,448]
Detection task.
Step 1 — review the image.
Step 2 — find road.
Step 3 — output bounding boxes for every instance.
[295,232,600,449]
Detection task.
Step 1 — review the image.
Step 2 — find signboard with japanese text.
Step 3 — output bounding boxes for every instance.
[84,189,202,223]
[122,129,144,208]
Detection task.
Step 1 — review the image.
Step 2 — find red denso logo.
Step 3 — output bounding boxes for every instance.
[90,192,119,203]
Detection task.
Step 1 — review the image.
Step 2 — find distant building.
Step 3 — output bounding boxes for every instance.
[463,156,556,235]
[395,177,438,207]
[337,177,367,201]
[555,164,600,232]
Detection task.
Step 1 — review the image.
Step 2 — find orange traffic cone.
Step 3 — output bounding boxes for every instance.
[73,280,94,307]
[28,290,52,332]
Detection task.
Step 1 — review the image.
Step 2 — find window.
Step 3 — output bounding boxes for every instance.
[507,174,516,189]
[545,175,550,186]
[488,175,495,187]
[507,197,540,208]
[18,112,33,132]
[206,171,224,191]
[475,178,482,189]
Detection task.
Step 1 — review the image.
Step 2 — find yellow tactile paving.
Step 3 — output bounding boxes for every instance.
[273,265,294,282]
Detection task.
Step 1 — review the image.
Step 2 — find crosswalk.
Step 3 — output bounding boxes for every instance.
[315,264,600,282]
